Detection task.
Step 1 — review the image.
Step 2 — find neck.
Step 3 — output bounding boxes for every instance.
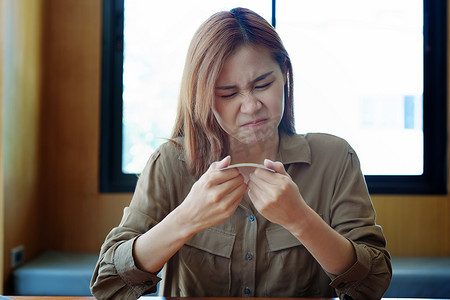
[229,131,280,164]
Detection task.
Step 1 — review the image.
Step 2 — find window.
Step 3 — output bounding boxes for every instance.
[100,0,447,194]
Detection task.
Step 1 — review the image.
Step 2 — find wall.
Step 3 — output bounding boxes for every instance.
[1,0,449,293]
[373,195,450,256]
[1,0,44,293]
[39,0,106,252]
[0,0,6,294]
[37,0,132,253]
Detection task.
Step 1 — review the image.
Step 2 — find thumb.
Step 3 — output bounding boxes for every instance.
[264,159,288,176]
[211,155,231,170]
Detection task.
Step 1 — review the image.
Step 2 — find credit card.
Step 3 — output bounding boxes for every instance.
[219,163,275,172]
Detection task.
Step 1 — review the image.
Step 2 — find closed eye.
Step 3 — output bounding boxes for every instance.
[221,92,238,99]
[255,82,272,89]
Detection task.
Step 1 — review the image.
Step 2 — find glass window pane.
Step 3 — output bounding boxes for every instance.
[123,0,272,174]
[123,0,424,176]
[277,0,423,175]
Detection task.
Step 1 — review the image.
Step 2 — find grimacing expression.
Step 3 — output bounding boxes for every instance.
[213,46,286,145]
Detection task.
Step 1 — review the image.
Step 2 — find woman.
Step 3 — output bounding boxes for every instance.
[91,8,391,300]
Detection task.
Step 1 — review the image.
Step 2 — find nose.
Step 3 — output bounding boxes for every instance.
[240,92,262,114]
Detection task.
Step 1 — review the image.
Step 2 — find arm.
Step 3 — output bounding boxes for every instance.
[248,159,355,275]
[248,146,391,299]
[133,155,247,273]
[91,153,247,299]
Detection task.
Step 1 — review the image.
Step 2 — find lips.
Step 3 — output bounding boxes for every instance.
[242,118,267,127]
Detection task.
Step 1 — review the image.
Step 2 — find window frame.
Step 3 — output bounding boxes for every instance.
[100,0,447,194]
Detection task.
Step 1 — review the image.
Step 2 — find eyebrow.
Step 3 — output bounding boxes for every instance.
[215,71,274,90]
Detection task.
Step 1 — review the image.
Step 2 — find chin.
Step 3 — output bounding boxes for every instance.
[235,128,276,145]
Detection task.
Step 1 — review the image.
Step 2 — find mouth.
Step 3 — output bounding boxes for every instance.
[242,118,268,127]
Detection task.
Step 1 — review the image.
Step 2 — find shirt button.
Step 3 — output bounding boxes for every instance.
[244,287,251,295]
[246,252,253,260]
[249,215,255,222]
[338,282,346,289]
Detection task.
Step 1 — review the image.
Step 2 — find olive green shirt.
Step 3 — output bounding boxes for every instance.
[91,133,392,300]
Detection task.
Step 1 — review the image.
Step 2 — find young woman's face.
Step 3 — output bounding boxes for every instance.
[213,46,286,145]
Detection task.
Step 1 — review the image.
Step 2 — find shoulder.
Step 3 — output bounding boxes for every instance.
[304,132,350,148]
[279,132,354,165]
[303,133,355,165]
[156,137,185,160]
[143,137,187,175]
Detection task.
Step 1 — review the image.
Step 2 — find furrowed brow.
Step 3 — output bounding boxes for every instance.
[215,71,274,90]
[215,85,236,90]
[251,71,273,85]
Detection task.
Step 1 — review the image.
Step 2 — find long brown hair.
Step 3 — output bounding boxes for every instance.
[171,7,295,178]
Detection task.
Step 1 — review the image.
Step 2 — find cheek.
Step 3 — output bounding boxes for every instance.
[212,99,226,122]
[212,99,236,133]
[213,99,240,122]
[265,85,285,117]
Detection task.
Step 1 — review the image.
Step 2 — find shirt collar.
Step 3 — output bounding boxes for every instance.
[276,132,311,165]
[176,132,311,165]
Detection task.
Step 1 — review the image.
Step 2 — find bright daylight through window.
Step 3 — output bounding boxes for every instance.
[122,0,424,178]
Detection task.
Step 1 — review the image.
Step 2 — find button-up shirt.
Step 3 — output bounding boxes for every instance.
[90,133,392,300]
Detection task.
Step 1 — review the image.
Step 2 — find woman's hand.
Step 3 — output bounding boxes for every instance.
[247,159,357,275]
[247,159,308,231]
[178,156,247,234]
[134,156,246,274]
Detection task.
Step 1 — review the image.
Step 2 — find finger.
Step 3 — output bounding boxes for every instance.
[251,166,280,186]
[205,156,241,185]
[214,166,243,185]
[215,182,246,222]
[225,180,248,204]
[264,159,288,176]
[219,173,246,191]
[214,178,246,214]
[248,171,267,190]
[247,174,267,202]
[210,156,241,179]
[250,160,288,183]
[211,155,231,171]
[247,187,265,211]
[247,188,256,203]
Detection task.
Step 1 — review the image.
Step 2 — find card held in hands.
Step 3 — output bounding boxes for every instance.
[219,163,275,172]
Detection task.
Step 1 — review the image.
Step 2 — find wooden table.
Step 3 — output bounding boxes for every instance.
[6,298,94,300]
[6,298,95,300]
[4,298,339,300]
[5,297,340,300]
[6,298,337,300]
[6,297,449,300]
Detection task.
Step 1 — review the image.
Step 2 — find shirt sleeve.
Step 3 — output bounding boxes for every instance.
[90,234,161,299]
[90,148,172,299]
[326,142,392,300]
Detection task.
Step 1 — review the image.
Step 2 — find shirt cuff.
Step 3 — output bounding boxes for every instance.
[114,237,161,292]
[328,240,371,293]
